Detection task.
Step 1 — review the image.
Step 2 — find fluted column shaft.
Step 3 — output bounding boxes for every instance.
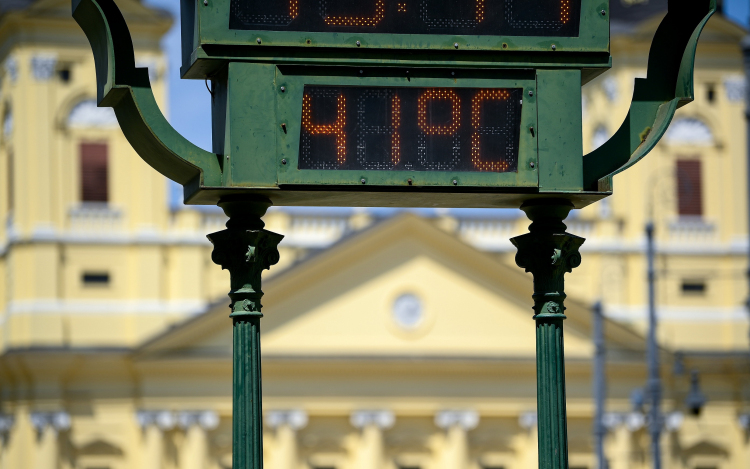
[208,198,284,469]
[511,200,584,469]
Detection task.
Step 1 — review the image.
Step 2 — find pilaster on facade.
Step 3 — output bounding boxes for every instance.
[349,410,395,469]
[434,410,479,469]
[266,410,309,469]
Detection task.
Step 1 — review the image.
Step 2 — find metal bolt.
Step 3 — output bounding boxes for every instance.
[356,41,361,47]
[361,178,366,184]
[452,179,458,186]
[226,155,230,160]
[280,86,286,92]
[601,10,606,16]
[551,44,556,51]
[359,70,364,75]
[454,43,459,49]
[407,178,413,185]
[530,162,536,168]
[281,159,287,165]
[528,90,534,97]
[256,38,262,44]
[203,0,207,5]
[451,71,455,76]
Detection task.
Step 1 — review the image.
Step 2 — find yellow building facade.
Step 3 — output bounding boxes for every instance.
[0,1,749,469]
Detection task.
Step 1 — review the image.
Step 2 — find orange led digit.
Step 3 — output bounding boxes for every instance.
[302,93,347,165]
[324,0,386,27]
[476,0,485,23]
[391,94,401,165]
[471,89,511,172]
[418,89,462,136]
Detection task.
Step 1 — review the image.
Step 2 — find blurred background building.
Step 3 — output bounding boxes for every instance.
[0,0,749,468]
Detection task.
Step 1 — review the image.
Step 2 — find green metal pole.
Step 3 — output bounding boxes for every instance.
[208,197,284,469]
[511,200,585,469]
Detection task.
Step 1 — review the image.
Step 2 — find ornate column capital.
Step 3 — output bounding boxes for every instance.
[177,411,220,431]
[350,410,395,430]
[435,410,479,431]
[266,410,308,431]
[136,410,177,431]
[511,201,584,318]
[518,411,538,430]
[207,198,283,316]
[30,411,70,433]
[31,54,57,81]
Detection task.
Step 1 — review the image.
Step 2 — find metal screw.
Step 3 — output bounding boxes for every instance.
[203,0,207,5]
[452,179,458,186]
[280,86,286,92]
[551,44,556,51]
[530,162,536,168]
[454,43,459,49]
[601,10,606,16]
[361,178,366,184]
[359,70,364,75]
[256,38,262,44]
[407,178,413,185]
[281,159,287,165]
[528,90,534,97]
[226,155,230,160]
[356,41,361,47]
[451,71,455,76]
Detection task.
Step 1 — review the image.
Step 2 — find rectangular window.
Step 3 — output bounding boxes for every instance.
[676,159,703,217]
[82,272,110,286]
[80,142,108,202]
[681,280,707,295]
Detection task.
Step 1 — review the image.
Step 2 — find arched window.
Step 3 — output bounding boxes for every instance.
[67,99,117,128]
[664,118,714,146]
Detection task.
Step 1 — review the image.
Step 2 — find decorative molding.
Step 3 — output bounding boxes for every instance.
[30,411,71,432]
[664,118,714,146]
[350,410,395,430]
[0,414,14,435]
[435,410,479,431]
[30,54,57,81]
[518,411,537,430]
[266,409,309,430]
[4,57,18,83]
[603,305,749,323]
[177,411,220,431]
[68,99,118,128]
[723,75,746,103]
[5,299,208,317]
[136,410,176,430]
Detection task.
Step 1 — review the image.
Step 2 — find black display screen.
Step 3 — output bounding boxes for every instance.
[230,0,580,37]
[298,86,522,172]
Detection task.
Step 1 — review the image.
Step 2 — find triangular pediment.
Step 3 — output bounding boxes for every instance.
[136,215,646,362]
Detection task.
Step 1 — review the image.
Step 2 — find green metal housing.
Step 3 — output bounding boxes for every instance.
[72,0,715,209]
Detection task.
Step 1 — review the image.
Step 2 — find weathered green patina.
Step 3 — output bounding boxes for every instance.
[71,0,716,467]
[208,198,283,469]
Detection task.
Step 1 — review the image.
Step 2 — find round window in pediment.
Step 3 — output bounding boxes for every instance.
[392,293,424,330]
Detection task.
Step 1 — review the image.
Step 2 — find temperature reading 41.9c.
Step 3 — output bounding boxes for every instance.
[230,0,581,37]
[298,86,523,173]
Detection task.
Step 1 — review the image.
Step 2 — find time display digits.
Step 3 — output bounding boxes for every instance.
[298,86,523,173]
[230,0,581,37]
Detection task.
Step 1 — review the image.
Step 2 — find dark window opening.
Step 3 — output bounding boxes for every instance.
[82,272,110,286]
[58,69,71,83]
[706,84,715,103]
[80,142,108,203]
[676,159,703,217]
[681,281,707,295]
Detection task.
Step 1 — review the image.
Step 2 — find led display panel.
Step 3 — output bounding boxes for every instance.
[230,0,581,37]
[298,86,523,172]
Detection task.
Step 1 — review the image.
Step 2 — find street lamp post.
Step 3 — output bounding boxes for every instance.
[645,222,662,469]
